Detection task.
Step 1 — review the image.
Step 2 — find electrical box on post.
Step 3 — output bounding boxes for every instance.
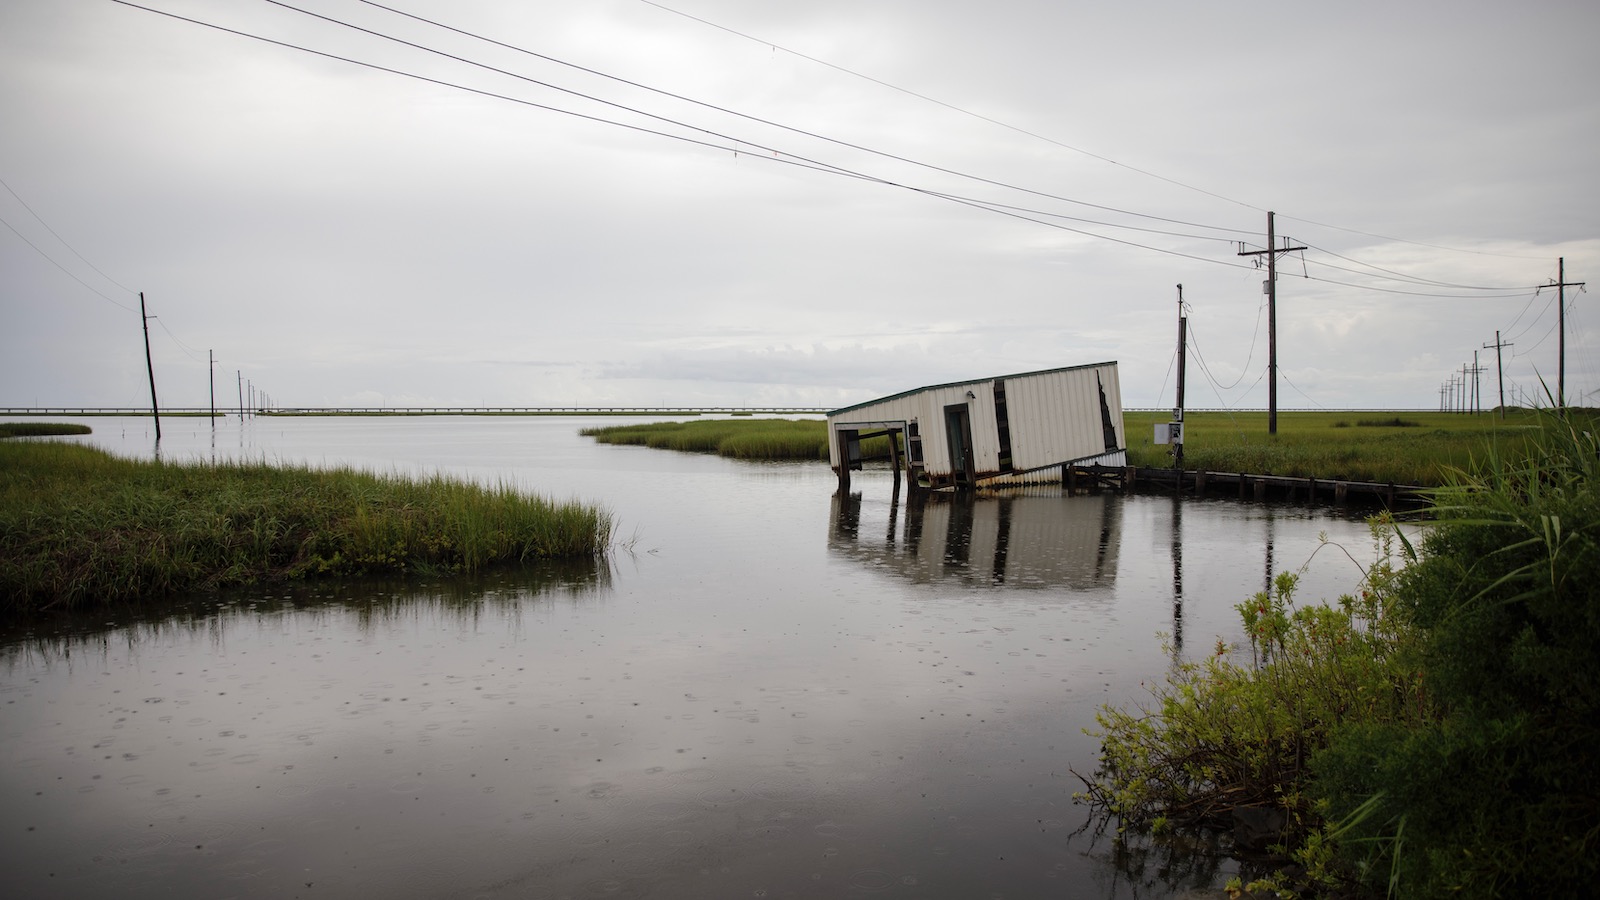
[1153,423,1185,445]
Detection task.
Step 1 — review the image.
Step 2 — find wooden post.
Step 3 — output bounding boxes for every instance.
[888,427,903,491]
[836,429,852,492]
[1195,470,1207,498]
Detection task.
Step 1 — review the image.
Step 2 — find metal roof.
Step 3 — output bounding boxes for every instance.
[825,361,1119,418]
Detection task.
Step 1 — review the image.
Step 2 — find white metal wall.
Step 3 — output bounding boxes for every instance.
[1004,365,1123,471]
[826,362,1124,480]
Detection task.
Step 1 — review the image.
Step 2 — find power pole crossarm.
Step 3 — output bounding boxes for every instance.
[1484,331,1513,418]
[1237,211,1307,435]
[1539,258,1585,409]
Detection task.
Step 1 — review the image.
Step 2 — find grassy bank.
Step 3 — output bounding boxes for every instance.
[582,418,836,460]
[1123,409,1575,485]
[1078,413,1599,897]
[583,411,1582,486]
[0,422,92,438]
[1,441,613,613]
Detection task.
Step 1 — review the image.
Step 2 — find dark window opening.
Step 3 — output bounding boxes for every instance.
[1097,375,1119,451]
[993,380,1014,472]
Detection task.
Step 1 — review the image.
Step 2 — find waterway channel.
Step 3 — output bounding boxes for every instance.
[1,416,1388,899]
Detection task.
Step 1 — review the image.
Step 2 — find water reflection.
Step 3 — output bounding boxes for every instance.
[1,416,1388,900]
[1171,494,1184,655]
[0,558,611,668]
[829,488,1121,591]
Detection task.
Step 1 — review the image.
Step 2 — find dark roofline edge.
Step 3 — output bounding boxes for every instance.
[825,360,1119,418]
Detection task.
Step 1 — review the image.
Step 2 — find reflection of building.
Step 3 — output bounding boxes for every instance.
[827,363,1126,491]
[829,489,1121,590]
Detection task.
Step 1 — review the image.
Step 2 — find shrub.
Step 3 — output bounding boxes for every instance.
[1080,412,1600,898]
[1310,414,1600,898]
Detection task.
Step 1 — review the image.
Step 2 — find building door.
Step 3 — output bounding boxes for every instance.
[944,404,976,486]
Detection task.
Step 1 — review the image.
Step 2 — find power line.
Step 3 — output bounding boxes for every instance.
[112,0,1569,310]
[155,317,206,362]
[0,211,137,312]
[294,0,1259,239]
[1276,212,1550,261]
[0,174,136,294]
[1295,238,1533,291]
[389,0,1564,293]
[638,0,1266,216]
[638,0,1545,263]
[109,0,1258,271]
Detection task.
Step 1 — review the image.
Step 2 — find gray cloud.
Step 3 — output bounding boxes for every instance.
[3,0,1596,411]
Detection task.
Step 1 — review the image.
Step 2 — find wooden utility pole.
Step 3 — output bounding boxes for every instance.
[237,370,244,421]
[1471,352,1482,415]
[209,349,216,427]
[1484,331,1512,418]
[139,292,161,441]
[1541,258,1585,408]
[1175,284,1187,470]
[1237,211,1306,434]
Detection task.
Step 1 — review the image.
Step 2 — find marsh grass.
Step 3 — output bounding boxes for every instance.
[584,412,1578,486]
[0,422,92,438]
[582,418,852,460]
[1123,409,1578,485]
[0,441,612,613]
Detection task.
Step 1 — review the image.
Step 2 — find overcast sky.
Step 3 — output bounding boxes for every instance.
[3,0,1596,411]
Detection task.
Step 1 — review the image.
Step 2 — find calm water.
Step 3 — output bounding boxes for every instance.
[1,416,1383,899]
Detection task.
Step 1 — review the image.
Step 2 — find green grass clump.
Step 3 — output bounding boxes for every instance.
[0,441,612,613]
[1124,409,1573,485]
[1079,412,1600,897]
[0,422,92,438]
[586,410,1588,486]
[583,419,835,460]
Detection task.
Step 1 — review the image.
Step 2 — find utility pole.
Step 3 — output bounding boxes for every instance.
[1539,258,1585,408]
[1175,284,1187,470]
[1237,211,1306,434]
[1471,352,1482,415]
[1484,331,1513,418]
[237,370,244,421]
[209,350,216,427]
[139,292,162,441]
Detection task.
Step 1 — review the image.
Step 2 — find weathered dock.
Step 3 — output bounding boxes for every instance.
[1066,464,1427,508]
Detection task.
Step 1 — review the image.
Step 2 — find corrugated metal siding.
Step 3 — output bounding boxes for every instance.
[826,362,1124,480]
[1004,365,1122,470]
